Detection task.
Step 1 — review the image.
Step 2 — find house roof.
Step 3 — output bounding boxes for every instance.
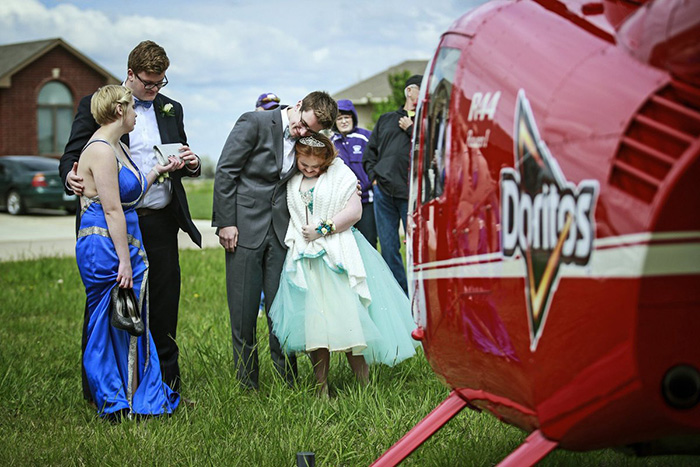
[0,38,119,88]
[333,59,429,104]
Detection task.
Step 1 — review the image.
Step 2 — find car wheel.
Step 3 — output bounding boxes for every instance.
[7,190,26,215]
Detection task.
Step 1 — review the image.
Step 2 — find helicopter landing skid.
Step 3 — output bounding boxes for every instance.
[372,390,559,466]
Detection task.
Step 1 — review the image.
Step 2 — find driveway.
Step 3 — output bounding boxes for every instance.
[0,211,220,262]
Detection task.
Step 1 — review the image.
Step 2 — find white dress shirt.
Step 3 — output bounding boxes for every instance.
[280,108,296,177]
[131,103,171,209]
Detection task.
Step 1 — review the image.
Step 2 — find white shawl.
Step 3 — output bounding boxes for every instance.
[285,158,371,304]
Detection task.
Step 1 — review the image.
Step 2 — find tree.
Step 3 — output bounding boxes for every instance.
[371,69,412,126]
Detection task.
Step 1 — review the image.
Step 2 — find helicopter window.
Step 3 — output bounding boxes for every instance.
[410,94,424,213]
[422,46,460,203]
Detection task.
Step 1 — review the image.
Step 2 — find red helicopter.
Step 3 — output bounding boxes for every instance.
[373,0,700,465]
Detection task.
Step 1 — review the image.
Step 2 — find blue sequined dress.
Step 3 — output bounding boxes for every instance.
[75,140,179,418]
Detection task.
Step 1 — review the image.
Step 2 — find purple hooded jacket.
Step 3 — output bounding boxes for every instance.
[332,99,373,204]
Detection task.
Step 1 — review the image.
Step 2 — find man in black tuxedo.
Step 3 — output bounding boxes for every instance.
[59,40,201,402]
[213,91,337,390]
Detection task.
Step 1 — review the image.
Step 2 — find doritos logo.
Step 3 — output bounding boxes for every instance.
[500,90,599,351]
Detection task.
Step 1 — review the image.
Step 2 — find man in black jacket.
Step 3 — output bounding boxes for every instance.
[59,41,201,403]
[363,74,422,295]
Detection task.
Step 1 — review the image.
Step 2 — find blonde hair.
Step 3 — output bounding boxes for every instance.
[90,85,132,126]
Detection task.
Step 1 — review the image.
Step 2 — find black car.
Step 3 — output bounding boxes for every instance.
[0,156,77,215]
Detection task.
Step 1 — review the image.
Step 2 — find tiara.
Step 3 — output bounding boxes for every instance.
[299,136,325,147]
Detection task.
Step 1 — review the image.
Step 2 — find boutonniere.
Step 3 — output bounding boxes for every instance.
[159,103,175,117]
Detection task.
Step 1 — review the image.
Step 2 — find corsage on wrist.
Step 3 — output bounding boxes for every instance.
[150,168,167,184]
[316,219,336,237]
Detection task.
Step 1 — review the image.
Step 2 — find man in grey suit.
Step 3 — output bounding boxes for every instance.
[213,91,338,390]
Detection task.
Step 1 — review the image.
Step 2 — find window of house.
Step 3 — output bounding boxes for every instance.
[37,81,73,155]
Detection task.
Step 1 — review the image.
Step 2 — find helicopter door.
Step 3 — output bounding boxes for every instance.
[418,46,462,262]
[410,44,462,326]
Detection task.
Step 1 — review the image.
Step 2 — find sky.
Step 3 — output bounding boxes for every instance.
[0,0,488,162]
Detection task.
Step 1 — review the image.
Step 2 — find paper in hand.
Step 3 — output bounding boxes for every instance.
[153,143,183,165]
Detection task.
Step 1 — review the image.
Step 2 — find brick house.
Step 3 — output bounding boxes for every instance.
[0,38,119,158]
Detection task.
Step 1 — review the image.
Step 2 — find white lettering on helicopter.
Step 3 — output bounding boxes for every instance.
[500,171,598,264]
[468,91,501,121]
[499,88,600,351]
[467,129,491,148]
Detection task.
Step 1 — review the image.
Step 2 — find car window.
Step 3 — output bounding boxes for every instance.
[14,159,58,171]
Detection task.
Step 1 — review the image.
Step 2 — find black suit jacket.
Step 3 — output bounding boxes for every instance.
[59,92,202,247]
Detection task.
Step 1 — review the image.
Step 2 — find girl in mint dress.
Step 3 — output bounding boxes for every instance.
[269,134,419,396]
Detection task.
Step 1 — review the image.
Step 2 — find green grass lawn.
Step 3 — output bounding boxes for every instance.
[0,252,695,466]
[183,177,214,220]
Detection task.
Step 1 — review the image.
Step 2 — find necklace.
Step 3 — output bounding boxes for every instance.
[299,187,314,207]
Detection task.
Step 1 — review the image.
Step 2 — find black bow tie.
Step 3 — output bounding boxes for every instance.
[134,98,153,109]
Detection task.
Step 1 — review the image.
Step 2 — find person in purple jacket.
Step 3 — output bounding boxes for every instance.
[331,99,377,248]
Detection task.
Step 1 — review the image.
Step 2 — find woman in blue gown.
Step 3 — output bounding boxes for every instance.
[269,134,420,397]
[74,85,181,419]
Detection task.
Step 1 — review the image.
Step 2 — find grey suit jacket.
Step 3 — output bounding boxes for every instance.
[213,108,296,249]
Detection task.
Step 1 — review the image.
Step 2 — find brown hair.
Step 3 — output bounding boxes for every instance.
[127,40,170,75]
[300,91,338,130]
[90,85,132,126]
[294,133,337,174]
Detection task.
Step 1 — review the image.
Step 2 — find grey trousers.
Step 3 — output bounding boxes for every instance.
[225,226,297,389]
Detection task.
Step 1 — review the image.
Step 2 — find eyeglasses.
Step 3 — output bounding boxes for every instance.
[299,114,317,135]
[135,74,168,90]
